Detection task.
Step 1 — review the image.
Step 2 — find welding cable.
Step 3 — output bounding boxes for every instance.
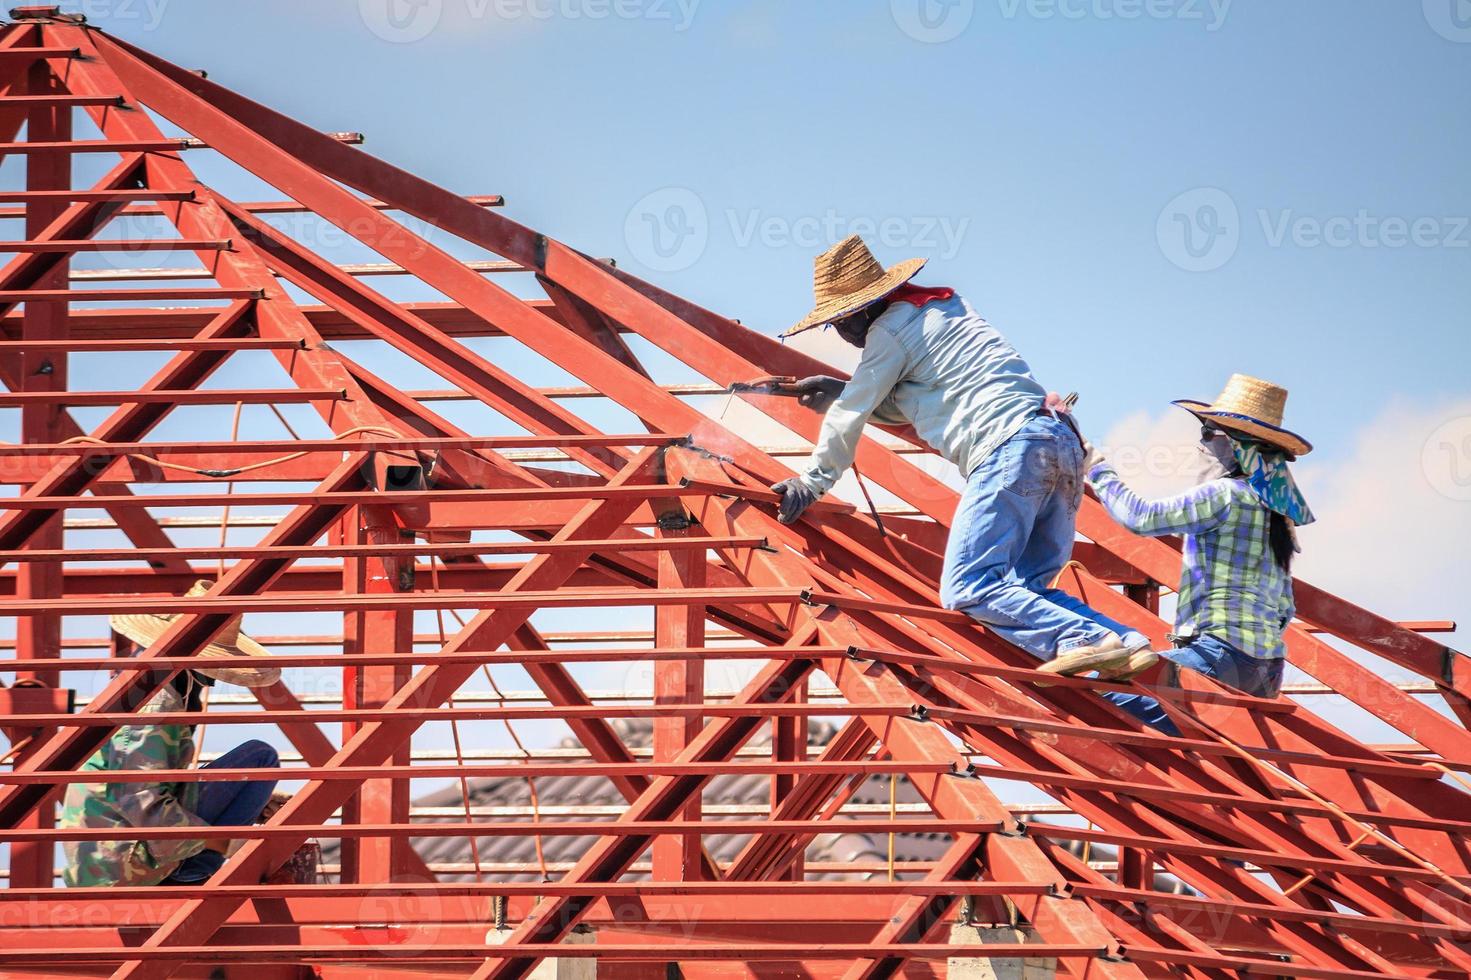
[1157,698,1471,909]
[851,466,888,539]
[50,423,404,480]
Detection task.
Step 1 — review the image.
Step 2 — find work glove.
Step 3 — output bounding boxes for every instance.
[770,477,819,525]
[790,376,845,412]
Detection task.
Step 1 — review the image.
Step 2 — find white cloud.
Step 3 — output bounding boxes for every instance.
[1097,399,1471,654]
[1294,397,1471,651]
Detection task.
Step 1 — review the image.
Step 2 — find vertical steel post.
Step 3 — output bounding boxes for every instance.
[653,510,706,881]
[11,51,69,890]
[770,678,807,880]
[341,504,415,882]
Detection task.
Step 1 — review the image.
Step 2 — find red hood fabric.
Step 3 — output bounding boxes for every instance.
[887,285,955,308]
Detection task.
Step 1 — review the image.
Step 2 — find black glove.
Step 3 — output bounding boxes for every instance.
[770,477,819,525]
[790,376,845,412]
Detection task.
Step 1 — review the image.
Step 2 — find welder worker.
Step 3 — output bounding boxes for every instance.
[770,235,1159,680]
[1084,376,1313,734]
[60,581,283,887]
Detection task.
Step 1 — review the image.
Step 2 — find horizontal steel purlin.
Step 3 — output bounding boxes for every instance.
[0,585,813,616]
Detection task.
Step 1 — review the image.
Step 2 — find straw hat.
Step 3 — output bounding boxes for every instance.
[110,580,281,688]
[1174,374,1312,458]
[781,235,926,338]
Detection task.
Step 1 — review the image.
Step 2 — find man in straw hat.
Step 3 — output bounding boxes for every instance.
[771,235,1159,680]
[1084,375,1315,734]
[60,580,284,887]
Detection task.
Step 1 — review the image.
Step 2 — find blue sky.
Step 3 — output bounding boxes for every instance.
[91,0,1469,449]
[3,2,1466,805]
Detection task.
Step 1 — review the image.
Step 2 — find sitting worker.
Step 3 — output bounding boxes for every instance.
[770,235,1159,680]
[61,580,284,887]
[1084,375,1313,735]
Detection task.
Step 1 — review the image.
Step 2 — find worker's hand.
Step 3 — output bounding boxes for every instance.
[790,376,845,412]
[1045,391,1074,416]
[1080,436,1105,474]
[770,478,819,525]
[202,837,232,855]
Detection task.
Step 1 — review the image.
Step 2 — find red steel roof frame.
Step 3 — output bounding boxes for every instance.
[0,8,1466,978]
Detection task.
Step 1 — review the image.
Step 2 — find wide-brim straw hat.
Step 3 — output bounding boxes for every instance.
[110,580,281,688]
[1174,374,1312,458]
[781,235,926,338]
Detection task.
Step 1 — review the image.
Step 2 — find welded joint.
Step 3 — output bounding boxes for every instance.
[1098,942,1130,962]
[656,510,692,531]
[756,537,778,553]
[909,704,931,722]
[996,818,1028,838]
[673,437,734,465]
[1441,646,1465,689]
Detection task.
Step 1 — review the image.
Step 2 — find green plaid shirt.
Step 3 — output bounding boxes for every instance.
[1088,463,1294,659]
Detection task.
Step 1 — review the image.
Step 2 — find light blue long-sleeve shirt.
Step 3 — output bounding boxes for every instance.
[796,293,1047,495]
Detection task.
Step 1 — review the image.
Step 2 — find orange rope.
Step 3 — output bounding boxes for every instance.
[53,424,403,479]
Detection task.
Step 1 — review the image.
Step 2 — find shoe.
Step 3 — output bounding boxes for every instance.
[1097,648,1161,682]
[1036,635,1135,679]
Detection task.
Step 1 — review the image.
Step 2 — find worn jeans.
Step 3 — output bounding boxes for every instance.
[164,739,280,884]
[940,415,1149,660]
[1105,633,1286,736]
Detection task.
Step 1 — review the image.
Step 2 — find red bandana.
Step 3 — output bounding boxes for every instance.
[887,284,955,308]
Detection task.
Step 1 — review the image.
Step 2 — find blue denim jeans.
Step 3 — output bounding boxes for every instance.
[941,415,1149,660]
[1105,634,1286,736]
[164,739,280,884]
